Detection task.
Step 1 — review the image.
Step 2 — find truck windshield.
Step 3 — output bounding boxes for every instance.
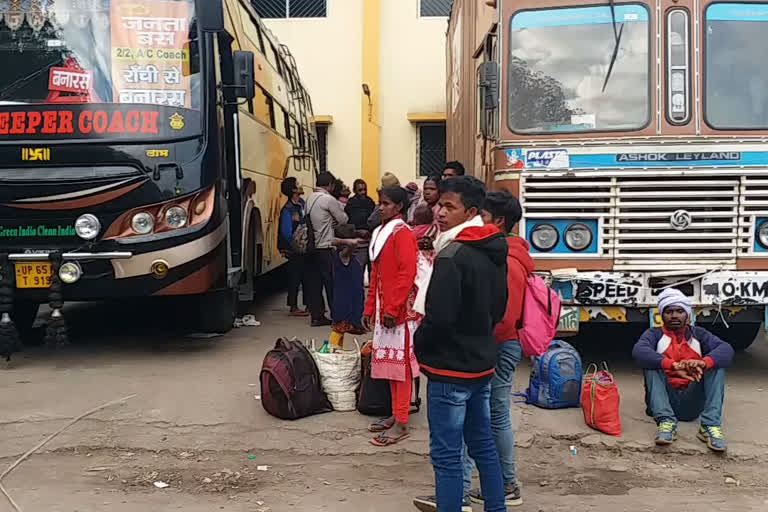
[0,0,200,113]
[705,3,768,129]
[508,4,650,134]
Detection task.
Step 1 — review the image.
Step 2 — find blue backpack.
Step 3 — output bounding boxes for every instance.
[519,340,583,409]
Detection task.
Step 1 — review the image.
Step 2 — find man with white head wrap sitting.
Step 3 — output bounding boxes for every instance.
[632,288,734,452]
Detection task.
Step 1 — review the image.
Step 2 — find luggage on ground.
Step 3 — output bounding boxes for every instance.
[518,339,582,409]
[517,274,562,357]
[582,362,622,436]
[357,341,392,416]
[260,338,332,420]
[357,341,422,416]
[311,339,361,412]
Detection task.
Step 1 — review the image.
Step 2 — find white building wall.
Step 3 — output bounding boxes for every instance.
[263,2,364,186]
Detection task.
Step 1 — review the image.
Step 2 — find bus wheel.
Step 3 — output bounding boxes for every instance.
[195,289,237,334]
[13,301,41,345]
[700,322,761,352]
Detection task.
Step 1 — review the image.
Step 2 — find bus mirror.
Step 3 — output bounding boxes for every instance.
[478,61,499,110]
[233,51,256,101]
[197,0,224,32]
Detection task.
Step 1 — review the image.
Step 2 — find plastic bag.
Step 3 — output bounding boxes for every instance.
[311,339,361,412]
[581,362,622,437]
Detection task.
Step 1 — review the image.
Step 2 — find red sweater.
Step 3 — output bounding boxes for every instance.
[660,327,715,389]
[364,220,418,325]
[494,237,535,343]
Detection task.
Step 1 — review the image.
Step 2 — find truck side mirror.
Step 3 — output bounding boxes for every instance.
[233,51,256,101]
[196,0,224,32]
[478,61,499,110]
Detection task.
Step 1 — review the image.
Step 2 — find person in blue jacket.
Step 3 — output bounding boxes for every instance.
[278,177,309,316]
[632,288,734,451]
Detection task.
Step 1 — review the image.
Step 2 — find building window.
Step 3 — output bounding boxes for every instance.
[417,123,446,177]
[420,0,453,17]
[251,0,327,19]
[316,124,329,174]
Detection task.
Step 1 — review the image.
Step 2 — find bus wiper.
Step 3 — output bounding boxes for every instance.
[601,0,624,93]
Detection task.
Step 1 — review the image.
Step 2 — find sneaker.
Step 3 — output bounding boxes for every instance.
[468,483,523,506]
[289,308,310,317]
[412,495,472,512]
[698,425,727,452]
[655,420,678,445]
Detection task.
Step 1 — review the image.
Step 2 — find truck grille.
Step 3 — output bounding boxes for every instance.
[521,173,742,270]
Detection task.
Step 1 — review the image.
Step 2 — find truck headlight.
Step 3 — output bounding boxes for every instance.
[530,223,559,252]
[74,214,101,240]
[758,223,768,248]
[564,223,593,252]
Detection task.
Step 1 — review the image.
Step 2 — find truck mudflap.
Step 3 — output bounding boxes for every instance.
[549,270,768,334]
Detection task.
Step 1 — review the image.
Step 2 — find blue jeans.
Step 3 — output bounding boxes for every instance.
[463,341,522,494]
[643,368,726,426]
[427,379,505,512]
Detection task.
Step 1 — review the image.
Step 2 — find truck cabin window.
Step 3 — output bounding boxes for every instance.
[705,3,768,129]
[0,0,200,111]
[508,5,650,134]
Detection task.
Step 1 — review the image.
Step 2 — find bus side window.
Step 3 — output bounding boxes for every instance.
[252,85,272,125]
[274,104,286,136]
[266,95,276,130]
[284,110,292,141]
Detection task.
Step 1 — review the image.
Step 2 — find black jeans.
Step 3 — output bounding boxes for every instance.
[286,253,307,309]
[306,248,334,320]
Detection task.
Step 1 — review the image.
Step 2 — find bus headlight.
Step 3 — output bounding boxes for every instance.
[165,206,188,229]
[758,223,768,248]
[131,212,155,235]
[59,262,82,284]
[564,223,593,252]
[530,223,559,252]
[75,214,101,240]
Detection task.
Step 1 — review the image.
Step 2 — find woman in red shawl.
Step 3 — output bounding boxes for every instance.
[363,186,420,446]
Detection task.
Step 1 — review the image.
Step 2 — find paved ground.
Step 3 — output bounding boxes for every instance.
[2,274,768,511]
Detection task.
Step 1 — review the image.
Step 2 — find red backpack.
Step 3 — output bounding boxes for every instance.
[260,338,332,420]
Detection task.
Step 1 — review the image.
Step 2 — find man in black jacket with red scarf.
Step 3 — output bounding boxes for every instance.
[413,176,508,512]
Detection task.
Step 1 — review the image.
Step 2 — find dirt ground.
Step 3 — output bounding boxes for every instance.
[2,280,768,511]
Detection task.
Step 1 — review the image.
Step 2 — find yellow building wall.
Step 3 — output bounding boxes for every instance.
[263,3,364,187]
[380,0,448,184]
[265,0,447,187]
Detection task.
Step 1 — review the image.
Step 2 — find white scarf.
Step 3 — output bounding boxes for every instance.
[369,218,407,262]
[414,215,485,315]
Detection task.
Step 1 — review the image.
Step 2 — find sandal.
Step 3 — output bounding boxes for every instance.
[370,431,410,447]
[368,417,395,432]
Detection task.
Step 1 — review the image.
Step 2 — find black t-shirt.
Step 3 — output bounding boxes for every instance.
[345,195,376,231]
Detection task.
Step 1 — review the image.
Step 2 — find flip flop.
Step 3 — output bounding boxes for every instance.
[370,431,410,447]
[368,418,395,432]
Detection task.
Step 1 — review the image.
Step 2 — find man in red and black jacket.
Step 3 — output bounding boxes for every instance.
[413,177,508,512]
[457,191,533,508]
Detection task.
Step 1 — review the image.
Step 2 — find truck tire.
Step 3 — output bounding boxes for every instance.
[701,322,760,352]
[13,301,41,345]
[195,289,236,334]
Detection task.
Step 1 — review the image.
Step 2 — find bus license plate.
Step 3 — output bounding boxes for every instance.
[15,263,53,289]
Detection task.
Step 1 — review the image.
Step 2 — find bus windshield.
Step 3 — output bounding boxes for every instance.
[0,0,200,113]
[508,5,650,134]
[705,3,768,129]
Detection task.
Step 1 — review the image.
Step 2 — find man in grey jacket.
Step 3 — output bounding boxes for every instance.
[305,172,348,326]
